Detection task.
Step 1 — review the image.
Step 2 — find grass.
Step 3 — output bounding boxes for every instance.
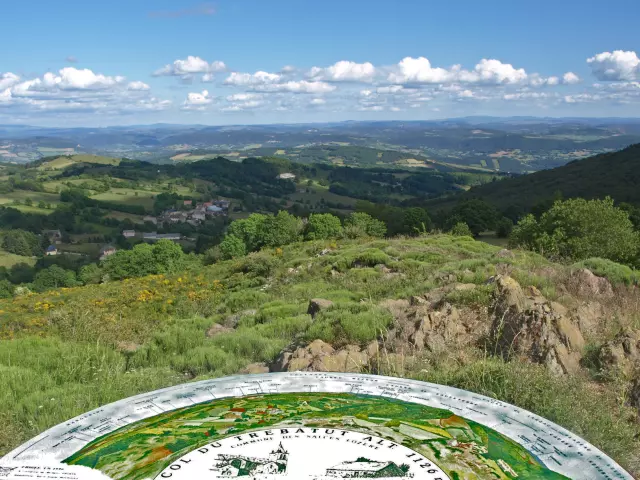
[90,188,160,209]
[0,190,61,207]
[0,234,638,475]
[0,251,36,268]
[289,183,357,207]
[38,155,121,170]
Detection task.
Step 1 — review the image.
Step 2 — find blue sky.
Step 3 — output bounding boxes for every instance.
[1,0,639,126]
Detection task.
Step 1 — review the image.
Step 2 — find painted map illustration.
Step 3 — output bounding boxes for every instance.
[0,373,633,480]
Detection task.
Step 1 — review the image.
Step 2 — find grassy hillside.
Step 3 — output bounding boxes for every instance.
[0,234,638,475]
[432,143,640,212]
[37,154,121,170]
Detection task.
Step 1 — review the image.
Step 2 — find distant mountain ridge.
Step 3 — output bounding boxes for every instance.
[443,143,640,211]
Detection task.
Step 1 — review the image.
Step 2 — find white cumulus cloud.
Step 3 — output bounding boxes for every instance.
[252,80,336,94]
[562,72,581,85]
[388,57,529,85]
[309,61,376,82]
[587,50,640,81]
[155,56,227,76]
[0,73,20,90]
[128,81,151,91]
[184,90,214,107]
[224,71,282,86]
[388,57,455,84]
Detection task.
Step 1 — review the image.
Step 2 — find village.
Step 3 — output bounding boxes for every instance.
[43,199,231,261]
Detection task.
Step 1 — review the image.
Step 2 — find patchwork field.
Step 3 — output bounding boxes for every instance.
[38,155,121,170]
[0,251,36,268]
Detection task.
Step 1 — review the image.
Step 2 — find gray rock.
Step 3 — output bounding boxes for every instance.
[308,298,334,318]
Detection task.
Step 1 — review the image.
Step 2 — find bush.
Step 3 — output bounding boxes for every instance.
[496,217,514,238]
[32,265,79,292]
[219,234,247,260]
[510,198,639,264]
[344,212,387,238]
[450,222,473,237]
[237,251,281,277]
[305,213,343,240]
[572,258,640,286]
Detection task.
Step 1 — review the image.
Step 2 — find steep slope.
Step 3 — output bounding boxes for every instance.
[430,143,640,211]
[0,235,639,475]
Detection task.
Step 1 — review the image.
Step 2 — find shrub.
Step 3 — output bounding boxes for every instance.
[510,198,639,264]
[343,212,387,238]
[450,222,473,237]
[237,251,281,277]
[496,217,514,238]
[305,213,343,240]
[219,234,247,260]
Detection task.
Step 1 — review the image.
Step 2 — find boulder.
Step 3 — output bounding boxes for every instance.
[454,283,477,291]
[241,362,270,374]
[409,303,470,353]
[206,323,232,338]
[489,275,585,375]
[223,309,257,329]
[599,328,640,377]
[629,376,640,410]
[307,299,334,318]
[116,341,140,354]
[494,249,516,260]
[272,340,369,373]
[410,295,428,306]
[570,268,614,298]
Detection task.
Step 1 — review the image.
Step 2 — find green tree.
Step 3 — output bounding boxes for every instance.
[152,240,186,274]
[219,234,247,260]
[0,279,13,299]
[402,207,432,235]
[227,214,268,252]
[103,243,156,279]
[448,199,498,236]
[78,263,102,285]
[2,229,41,256]
[32,265,79,292]
[496,217,514,238]
[510,197,639,263]
[9,263,36,284]
[259,211,303,248]
[344,212,387,238]
[450,222,473,237]
[305,213,343,240]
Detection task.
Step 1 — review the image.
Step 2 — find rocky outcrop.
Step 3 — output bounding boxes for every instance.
[223,309,257,329]
[494,249,516,260]
[271,339,373,373]
[570,268,614,298]
[307,299,334,318]
[598,328,640,377]
[408,303,478,353]
[489,275,586,375]
[241,362,270,374]
[206,323,233,338]
[629,377,640,410]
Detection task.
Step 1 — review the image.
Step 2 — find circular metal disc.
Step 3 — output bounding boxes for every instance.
[0,372,632,480]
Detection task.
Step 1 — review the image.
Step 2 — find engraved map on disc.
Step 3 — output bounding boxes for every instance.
[0,372,632,480]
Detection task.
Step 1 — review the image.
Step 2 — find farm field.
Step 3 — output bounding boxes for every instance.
[38,155,121,171]
[90,188,161,209]
[0,190,61,207]
[0,251,36,268]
